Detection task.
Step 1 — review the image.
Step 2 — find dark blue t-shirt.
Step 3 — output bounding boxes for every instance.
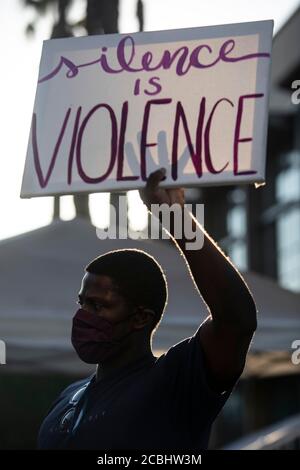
[37,328,233,450]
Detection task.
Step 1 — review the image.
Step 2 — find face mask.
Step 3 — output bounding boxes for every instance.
[71,308,137,364]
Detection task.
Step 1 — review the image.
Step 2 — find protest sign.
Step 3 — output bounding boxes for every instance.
[21,20,273,197]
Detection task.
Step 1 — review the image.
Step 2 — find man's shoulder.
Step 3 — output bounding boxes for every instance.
[158,327,202,362]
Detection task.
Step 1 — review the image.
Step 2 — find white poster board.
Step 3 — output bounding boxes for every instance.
[21,20,273,198]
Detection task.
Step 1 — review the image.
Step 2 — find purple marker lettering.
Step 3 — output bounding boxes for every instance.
[220,39,270,63]
[39,57,78,83]
[134,79,141,96]
[233,94,264,175]
[32,108,71,187]
[117,36,143,73]
[190,44,220,69]
[76,104,118,183]
[38,36,270,84]
[117,102,139,181]
[68,107,82,185]
[160,47,190,76]
[145,77,162,96]
[204,98,233,174]
[172,101,203,180]
[140,98,172,181]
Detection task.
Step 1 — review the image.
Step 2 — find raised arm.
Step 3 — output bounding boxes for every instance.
[140,168,257,392]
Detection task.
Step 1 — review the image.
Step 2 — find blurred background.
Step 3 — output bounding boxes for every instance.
[0,0,300,450]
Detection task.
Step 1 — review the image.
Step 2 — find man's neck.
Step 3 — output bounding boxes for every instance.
[96,347,154,382]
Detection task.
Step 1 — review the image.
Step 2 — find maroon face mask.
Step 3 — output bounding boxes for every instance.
[71,308,136,364]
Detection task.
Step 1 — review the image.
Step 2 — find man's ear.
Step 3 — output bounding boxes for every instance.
[133,306,156,329]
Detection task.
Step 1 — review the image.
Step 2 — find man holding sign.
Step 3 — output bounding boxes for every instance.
[37,168,257,450]
[28,19,272,450]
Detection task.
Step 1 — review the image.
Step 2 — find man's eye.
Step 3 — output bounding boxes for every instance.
[76,298,107,311]
[94,302,104,311]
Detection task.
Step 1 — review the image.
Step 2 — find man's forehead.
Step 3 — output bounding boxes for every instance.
[80,272,120,296]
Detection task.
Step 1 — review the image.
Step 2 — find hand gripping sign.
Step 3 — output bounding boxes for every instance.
[21,20,273,198]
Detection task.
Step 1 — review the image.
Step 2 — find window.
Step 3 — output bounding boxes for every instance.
[275,151,300,292]
[221,188,248,271]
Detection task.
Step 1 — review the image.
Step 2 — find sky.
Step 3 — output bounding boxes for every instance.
[0,0,299,240]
